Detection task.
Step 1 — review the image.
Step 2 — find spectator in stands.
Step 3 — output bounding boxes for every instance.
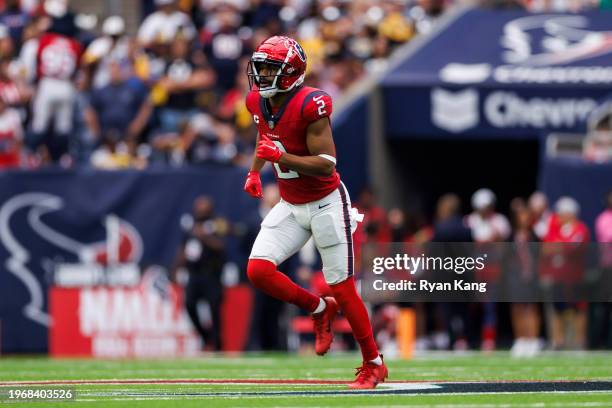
[378,1,415,44]
[596,190,612,269]
[0,56,31,112]
[85,60,148,145]
[529,191,555,241]
[591,190,612,348]
[152,112,238,165]
[356,186,389,243]
[433,193,473,351]
[433,193,472,242]
[318,58,357,102]
[541,197,590,349]
[354,187,389,273]
[467,189,511,244]
[28,5,82,165]
[82,16,130,90]
[508,203,541,357]
[466,188,511,351]
[174,195,228,351]
[0,0,432,169]
[386,206,437,352]
[0,0,29,51]
[0,95,23,168]
[0,23,14,58]
[16,15,44,84]
[74,13,98,48]
[138,0,196,48]
[216,57,250,123]
[151,35,215,135]
[89,128,147,170]
[408,0,447,35]
[523,0,598,12]
[201,3,251,93]
[182,113,237,164]
[583,131,612,163]
[387,208,410,242]
[364,34,392,74]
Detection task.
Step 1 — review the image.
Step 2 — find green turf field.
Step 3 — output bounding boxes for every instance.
[1,352,611,407]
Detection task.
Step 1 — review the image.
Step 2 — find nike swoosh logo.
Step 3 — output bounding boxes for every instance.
[318,203,331,209]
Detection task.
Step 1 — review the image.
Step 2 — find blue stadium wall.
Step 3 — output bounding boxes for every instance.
[0,99,369,353]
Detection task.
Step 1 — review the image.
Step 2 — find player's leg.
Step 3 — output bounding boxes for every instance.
[29,79,53,158]
[184,274,208,347]
[53,81,75,162]
[311,183,387,388]
[247,200,321,313]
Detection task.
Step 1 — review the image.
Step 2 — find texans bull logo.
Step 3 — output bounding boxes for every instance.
[0,192,143,326]
[502,14,612,66]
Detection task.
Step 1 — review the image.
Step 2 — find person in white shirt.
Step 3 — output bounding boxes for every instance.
[83,16,130,89]
[466,188,511,352]
[137,0,196,47]
[466,188,511,243]
[0,97,23,168]
[529,191,553,240]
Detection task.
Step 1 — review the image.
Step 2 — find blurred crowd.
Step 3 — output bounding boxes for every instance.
[346,188,612,356]
[184,184,610,354]
[2,0,608,171]
[0,0,431,170]
[484,0,608,12]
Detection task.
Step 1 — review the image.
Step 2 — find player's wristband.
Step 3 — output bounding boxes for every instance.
[318,154,336,165]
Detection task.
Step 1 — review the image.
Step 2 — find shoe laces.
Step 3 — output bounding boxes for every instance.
[354,362,375,383]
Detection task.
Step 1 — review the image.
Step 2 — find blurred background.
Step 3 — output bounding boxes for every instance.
[0,0,610,359]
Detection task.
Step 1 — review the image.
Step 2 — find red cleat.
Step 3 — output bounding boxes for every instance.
[311,296,338,356]
[348,355,389,389]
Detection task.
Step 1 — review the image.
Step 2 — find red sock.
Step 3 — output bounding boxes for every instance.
[330,277,379,361]
[247,259,320,313]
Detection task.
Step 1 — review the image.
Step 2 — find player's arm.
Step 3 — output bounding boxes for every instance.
[250,132,266,173]
[244,132,266,198]
[257,91,335,176]
[243,90,266,199]
[275,117,335,177]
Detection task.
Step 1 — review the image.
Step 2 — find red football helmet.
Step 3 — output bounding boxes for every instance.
[247,36,307,98]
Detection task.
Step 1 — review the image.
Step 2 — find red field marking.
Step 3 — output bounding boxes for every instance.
[0,379,595,386]
[0,379,346,386]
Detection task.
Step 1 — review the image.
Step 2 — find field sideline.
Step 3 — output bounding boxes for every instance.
[1,352,611,407]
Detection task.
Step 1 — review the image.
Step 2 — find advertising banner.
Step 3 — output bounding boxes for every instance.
[49,284,200,358]
[382,9,612,137]
[0,168,256,353]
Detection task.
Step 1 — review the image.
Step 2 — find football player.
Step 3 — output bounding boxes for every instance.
[243,36,388,389]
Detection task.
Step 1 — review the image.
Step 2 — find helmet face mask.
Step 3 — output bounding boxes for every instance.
[247,58,286,98]
[247,36,307,99]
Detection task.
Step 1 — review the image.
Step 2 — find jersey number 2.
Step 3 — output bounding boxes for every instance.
[313,95,326,116]
[272,141,299,179]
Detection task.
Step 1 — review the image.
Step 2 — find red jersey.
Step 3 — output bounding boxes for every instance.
[540,220,590,284]
[544,220,590,243]
[246,86,340,204]
[0,108,22,168]
[36,33,82,80]
[0,81,23,106]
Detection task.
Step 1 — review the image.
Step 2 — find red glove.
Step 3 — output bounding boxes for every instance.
[244,171,263,198]
[256,138,283,163]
